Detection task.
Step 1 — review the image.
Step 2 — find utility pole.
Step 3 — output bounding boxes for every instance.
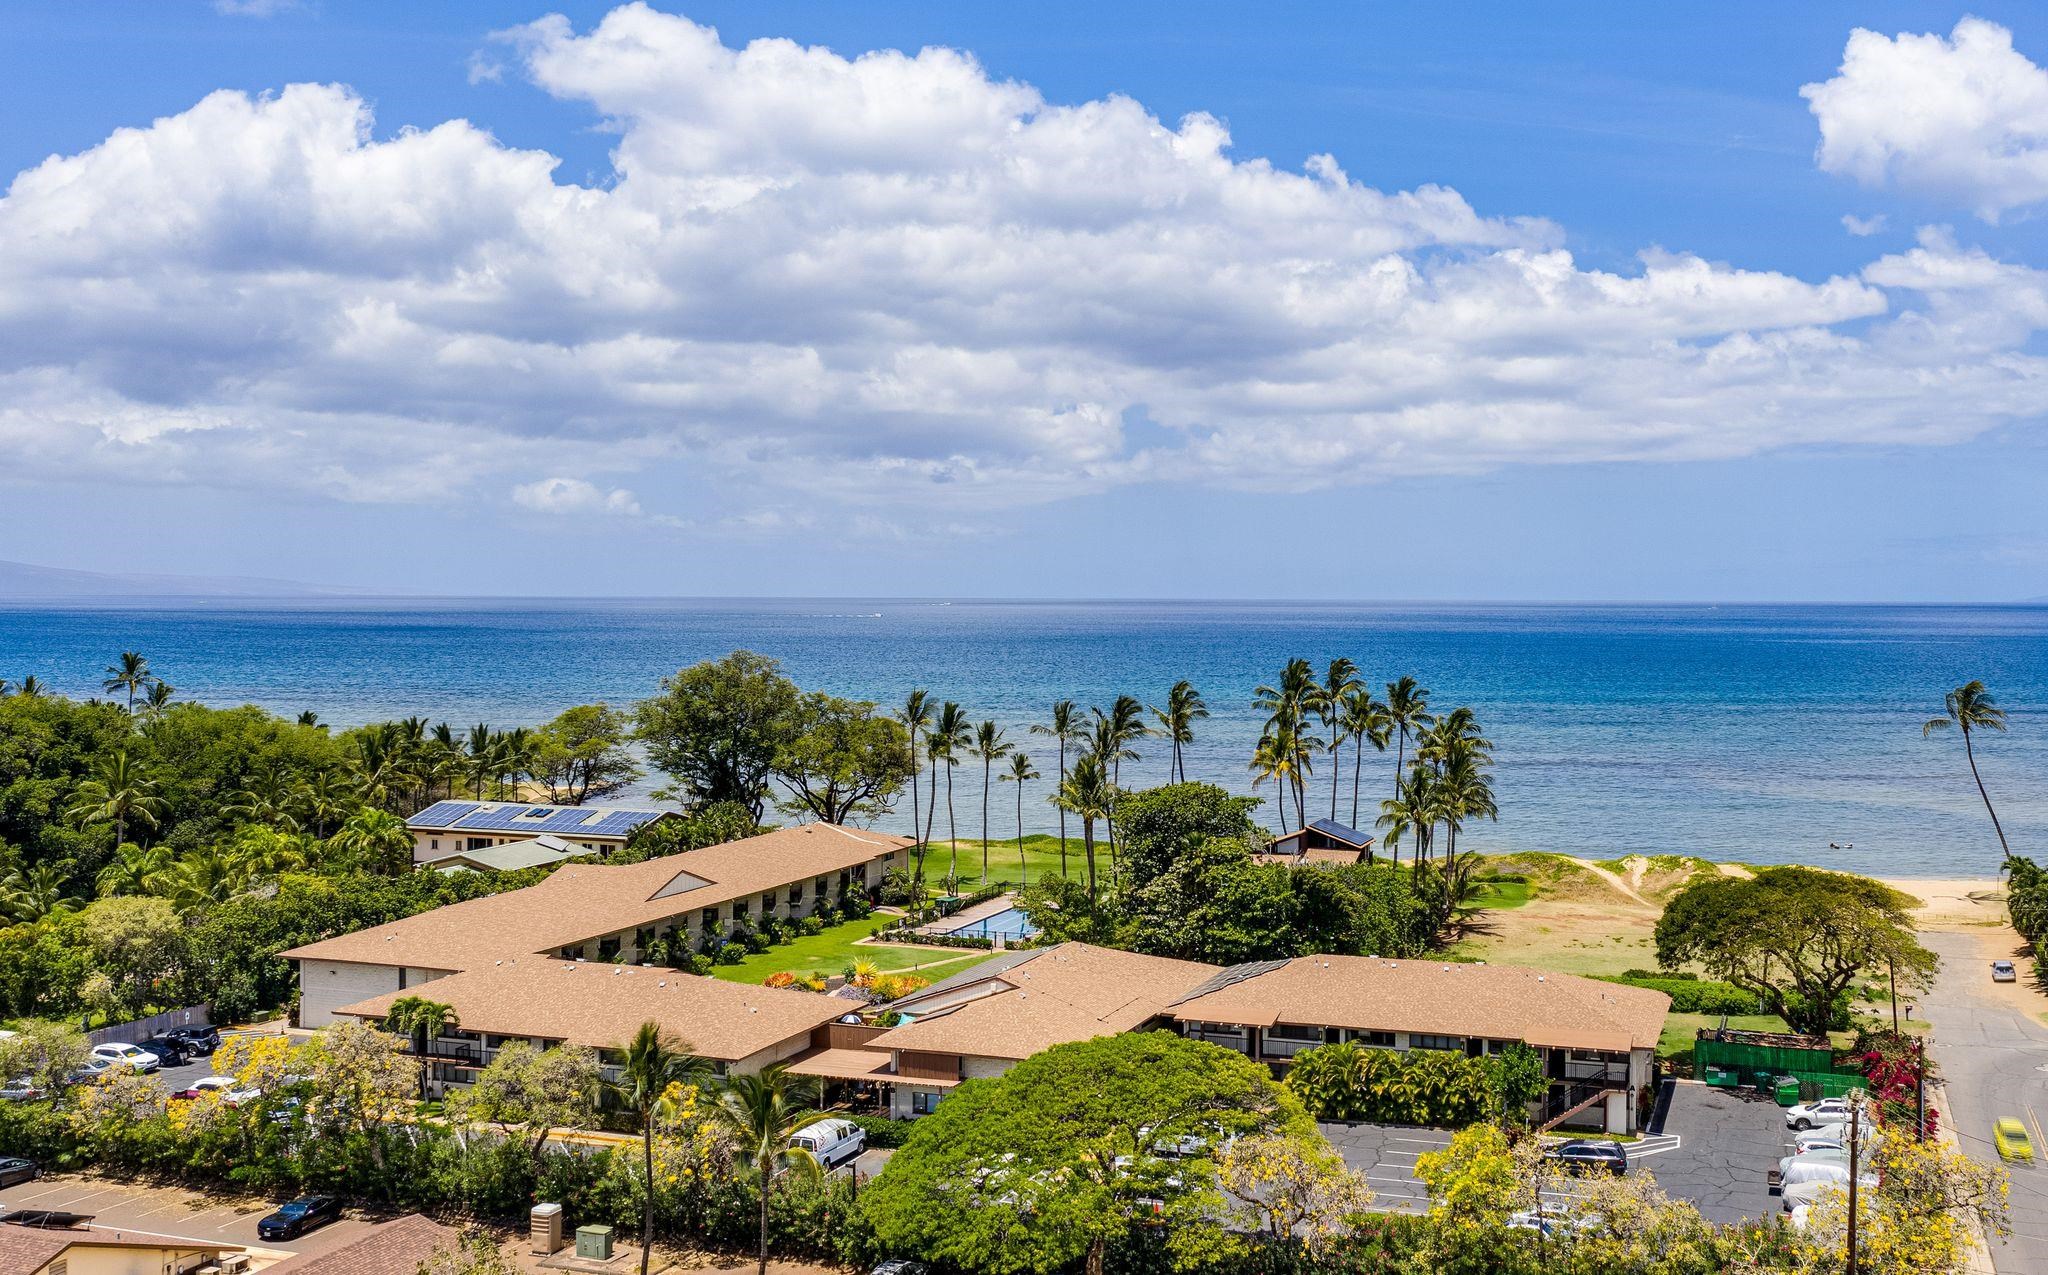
[1846,1091,1864,1275]
[1888,964,1899,1034]
[1915,1038,1928,1142]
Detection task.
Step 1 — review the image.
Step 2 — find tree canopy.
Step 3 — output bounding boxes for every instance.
[861,1031,1328,1275]
[634,652,803,818]
[1654,867,1934,1036]
[773,692,912,825]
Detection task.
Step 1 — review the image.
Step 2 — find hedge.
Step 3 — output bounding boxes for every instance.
[1598,973,1760,1015]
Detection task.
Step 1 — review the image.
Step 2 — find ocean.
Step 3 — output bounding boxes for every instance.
[1,599,2041,878]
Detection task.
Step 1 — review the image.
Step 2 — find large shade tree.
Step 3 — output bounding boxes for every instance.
[862,1031,1331,1275]
[633,652,802,819]
[1655,868,1935,1036]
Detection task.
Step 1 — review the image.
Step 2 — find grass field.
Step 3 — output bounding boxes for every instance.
[706,914,1000,986]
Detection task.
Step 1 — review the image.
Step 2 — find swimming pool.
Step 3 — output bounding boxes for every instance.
[944,905,1039,941]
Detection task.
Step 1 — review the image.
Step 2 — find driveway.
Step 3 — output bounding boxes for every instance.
[0,1174,382,1258]
[1648,1081,1791,1225]
[1919,928,2048,1275]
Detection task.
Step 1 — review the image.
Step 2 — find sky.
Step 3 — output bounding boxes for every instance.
[2,1,2046,601]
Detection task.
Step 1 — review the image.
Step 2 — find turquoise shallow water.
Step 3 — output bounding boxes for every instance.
[1,599,2042,877]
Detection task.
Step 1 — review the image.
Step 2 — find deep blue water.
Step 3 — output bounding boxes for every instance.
[1,599,2042,877]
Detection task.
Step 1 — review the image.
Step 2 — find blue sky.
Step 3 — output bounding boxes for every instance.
[2,2,2045,600]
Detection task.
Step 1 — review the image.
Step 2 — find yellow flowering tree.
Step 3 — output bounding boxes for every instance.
[1801,1136,2009,1275]
[1216,1133,1374,1256]
[298,1020,414,1139]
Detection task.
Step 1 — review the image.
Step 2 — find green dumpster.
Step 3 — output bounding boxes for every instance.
[1703,1065,1735,1087]
[1773,1076,1802,1106]
[576,1225,614,1260]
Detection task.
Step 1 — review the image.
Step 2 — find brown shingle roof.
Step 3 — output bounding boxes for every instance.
[0,1224,240,1271]
[1166,955,1670,1052]
[284,823,909,973]
[264,1214,460,1274]
[873,943,1219,1061]
[335,957,844,1061]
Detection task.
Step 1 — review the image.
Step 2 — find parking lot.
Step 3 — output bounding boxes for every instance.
[1322,1087,1786,1225]
[0,1173,383,1258]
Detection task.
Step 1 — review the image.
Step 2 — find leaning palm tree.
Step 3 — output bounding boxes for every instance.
[1000,752,1039,885]
[1925,680,2014,862]
[101,651,154,712]
[1151,681,1209,783]
[95,842,175,897]
[1053,752,1114,907]
[709,1065,826,1275]
[382,996,460,1102]
[896,690,932,866]
[972,721,1011,887]
[65,749,166,848]
[1031,700,1083,875]
[928,702,972,888]
[1382,677,1433,799]
[1319,659,1361,820]
[596,1022,711,1275]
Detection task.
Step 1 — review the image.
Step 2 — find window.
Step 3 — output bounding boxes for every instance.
[702,907,720,926]
[815,877,829,898]
[911,1089,942,1116]
[1262,1023,1325,1059]
[1408,1034,1463,1052]
[1346,1030,1395,1048]
[598,938,621,961]
[430,838,440,850]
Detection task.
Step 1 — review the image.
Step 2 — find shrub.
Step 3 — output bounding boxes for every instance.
[1598,973,1760,1015]
[683,953,714,976]
[798,915,823,936]
[1285,1042,1515,1127]
[717,942,746,965]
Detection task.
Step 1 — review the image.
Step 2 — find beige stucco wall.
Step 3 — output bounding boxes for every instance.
[297,959,454,1027]
[51,1245,235,1274]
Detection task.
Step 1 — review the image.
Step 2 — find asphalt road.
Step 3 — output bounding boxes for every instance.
[1920,929,2048,1275]
[0,1173,382,1258]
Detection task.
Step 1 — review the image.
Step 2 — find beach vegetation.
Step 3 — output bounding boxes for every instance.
[1654,867,1935,1037]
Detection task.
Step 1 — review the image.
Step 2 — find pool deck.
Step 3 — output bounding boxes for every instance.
[915,893,1020,936]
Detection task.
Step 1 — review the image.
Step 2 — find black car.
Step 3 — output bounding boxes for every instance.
[134,1039,190,1069]
[0,1157,38,1188]
[1545,1139,1628,1176]
[256,1195,342,1241]
[160,1026,221,1056]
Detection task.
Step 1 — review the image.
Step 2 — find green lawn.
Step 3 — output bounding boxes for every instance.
[1471,877,1533,910]
[707,915,1000,986]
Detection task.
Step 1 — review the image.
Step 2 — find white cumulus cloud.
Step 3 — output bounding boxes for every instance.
[1803,18,2048,221]
[0,4,2044,532]
[511,477,644,517]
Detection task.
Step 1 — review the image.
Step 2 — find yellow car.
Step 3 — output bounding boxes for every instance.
[1995,1118,2034,1163]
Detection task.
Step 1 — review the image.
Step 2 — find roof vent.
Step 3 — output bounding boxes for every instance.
[658,982,666,988]
[1536,975,1545,982]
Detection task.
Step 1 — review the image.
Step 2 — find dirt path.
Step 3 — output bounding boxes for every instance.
[1563,856,1656,909]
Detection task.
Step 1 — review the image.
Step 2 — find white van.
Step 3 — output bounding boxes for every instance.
[791,1118,866,1169]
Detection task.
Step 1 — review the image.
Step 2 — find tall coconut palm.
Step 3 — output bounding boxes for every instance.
[1925,680,2014,863]
[596,1022,711,1275]
[1337,687,1390,833]
[65,749,166,848]
[1089,705,1144,864]
[95,842,175,897]
[292,769,353,839]
[896,690,932,869]
[1382,677,1433,800]
[1054,752,1113,907]
[101,651,154,712]
[383,995,461,1101]
[464,724,497,799]
[224,764,302,833]
[928,703,972,886]
[163,845,258,910]
[971,721,1011,886]
[15,676,43,697]
[1250,726,1312,835]
[1001,753,1039,885]
[1151,680,1208,783]
[710,1065,826,1275]
[1030,700,1082,876]
[1319,659,1361,820]
[1373,801,1412,871]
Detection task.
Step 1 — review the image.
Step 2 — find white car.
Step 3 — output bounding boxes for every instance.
[1794,1121,1878,1155]
[1993,960,2018,983]
[89,1043,160,1073]
[1784,1097,1856,1131]
[176,1075,260,1105]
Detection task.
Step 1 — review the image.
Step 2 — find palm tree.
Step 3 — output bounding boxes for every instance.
[1031,701,1082,877]
[1373,799,1411,871]
[163,845,258,910]
[140,681,175,719]
[15,676,43,697]
[1925,680,2014,862]
[292,769,353,839]
[66,749,166,848]
[465,724,497,798]
[224,764,302,832]
[1053,752,1113,906]
[1091,700,1146,865]
[928,702,971,888]
[96,842,175,897]
[101,651,154,712]
[972,721,1011,886]
[1337,687,1390,832]
[896,690,932,870]
[1319,660,1361,820]
[1001,752,1039,885]
[1151,681,1208,783]
[1254,658,1319,732]
[709,1065,826,1275]
[329,808,413,876]
[597,1022,711,1275]
[1249,728,1304,836]
[1382,677,1433,800]
[383,996,461,1102]
[296,710,322,728]
[1,864,75,923]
